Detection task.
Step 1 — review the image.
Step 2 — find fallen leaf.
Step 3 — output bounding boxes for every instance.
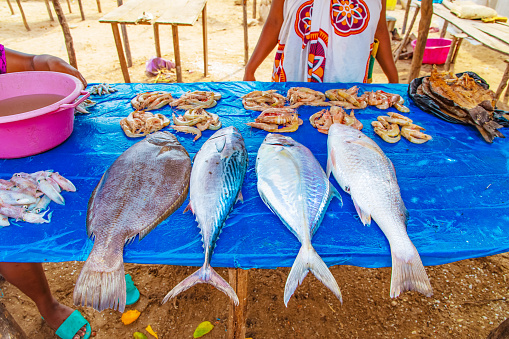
[121,310,141,325]
[133,332,148,339]
[146,325,159,339]
[193,321,214,338]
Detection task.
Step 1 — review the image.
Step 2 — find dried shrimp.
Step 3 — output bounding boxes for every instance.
[170,108,222,141]
[325,87,367,109]
[372,113,431,144]
[246,107,302,132]
[287,87,329,107]
[171,91,221,110]
[309,106,363,134]
[131,91,175,111]
[242,90,286,111]
[120,110,170,138]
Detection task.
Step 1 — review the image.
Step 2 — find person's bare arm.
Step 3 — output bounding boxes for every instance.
[5,48,87,87]
[374,1,399,84]
[243,0,285,81]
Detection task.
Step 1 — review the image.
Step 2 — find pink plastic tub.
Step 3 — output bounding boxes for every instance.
[0,71,89,159]
[411,38,452,65]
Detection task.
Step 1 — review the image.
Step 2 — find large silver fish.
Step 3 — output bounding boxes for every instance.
[256,134,342,306]
[162,126,248,305]
[74,132,192,312]
[327,123,432,298]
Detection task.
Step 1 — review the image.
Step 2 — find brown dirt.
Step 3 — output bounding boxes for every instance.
[1,0,508,338]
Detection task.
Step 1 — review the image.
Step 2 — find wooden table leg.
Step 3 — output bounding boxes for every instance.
[96,0,101,13]
[495,60,509,100]
[116,0,132,68]
[228,268,248,339]
[445,33,466,72]
[66,0,71,13]
[202,3,208,77]
[44,0,54,21]
[172,25,183,83]
[77,0,85,20]
[15,0,30,31]
[440,21,448,38]
[394,6,419,64]
[401,0,411,34]
[253,0,256,19]
[444,35,458,71]
[243,0,249,65]
[6,0,15,15]
[154,24,162,58]
[111,23,131,83]
[408,0,432,83]
[51,0,77,69]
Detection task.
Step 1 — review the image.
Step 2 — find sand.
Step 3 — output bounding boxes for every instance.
[0,0,508,337]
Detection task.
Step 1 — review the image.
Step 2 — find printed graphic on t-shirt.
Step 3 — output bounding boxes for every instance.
[307,29,329,83]
[294,0,314,49]
[272,42,287,82]
[330,0,370,37]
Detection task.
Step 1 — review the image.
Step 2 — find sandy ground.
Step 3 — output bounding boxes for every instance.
[1,0,508,338]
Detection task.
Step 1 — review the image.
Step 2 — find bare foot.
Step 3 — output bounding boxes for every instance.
[38,298,89,339]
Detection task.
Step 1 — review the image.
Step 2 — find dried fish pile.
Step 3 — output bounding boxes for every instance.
[242,90,286,111]
[371,113,431,144]
[309,106,363,134]
[131,91,175,111]
[120,110,170,138]
[246,107,302,132]
[170,91,221,110]
[414,67,505,143]
[0,171,76,226]
[170,108,222,141]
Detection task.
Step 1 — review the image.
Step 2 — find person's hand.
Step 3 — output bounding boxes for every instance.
[45,56,87,88]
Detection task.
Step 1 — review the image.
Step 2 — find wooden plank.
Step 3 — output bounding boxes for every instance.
[172,25,183,82]
[99,0,169,24]
[116,0,132,68]
[431,4,509,56]
[228,268,248,339]
[154,23,161,58]
[111,23,131,83]
[156,0,206,26]
[409,0,433,82]
[472,23,509,45]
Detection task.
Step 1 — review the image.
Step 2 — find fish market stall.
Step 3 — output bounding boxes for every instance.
[0,81,508,336]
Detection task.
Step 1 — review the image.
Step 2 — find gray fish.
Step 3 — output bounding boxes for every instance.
[327,123,432,298]
[162,126,248,305]
[74,132,192,312]
[256,134,342,306]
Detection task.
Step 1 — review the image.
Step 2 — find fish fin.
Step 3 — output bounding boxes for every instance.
[215,137,226,153]
[390,242,433,298]
[236,191,244,204]
[346,139,385,158]
[330,184,343,207]
[162,264,239,305]
[183,202,193,214]
[352,197,371,226]
[326,152,335,179]
[284,245,342,307]
[73,244,127,312]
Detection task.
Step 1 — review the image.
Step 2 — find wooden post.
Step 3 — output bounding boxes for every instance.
[408,0,433,83]
[6,0,15,15]
[394,6,420,64]
[111,23,130,83]
[154,24,162,58]
[444,35,458,71]
[253,0,256,19]
[172,25,183,82]
[0,302,28,338]
[15,0,30,31]
[51,0,78,69]
[43,0,54,21]
[116,0,132,68]
[202,3,208,77]
[65,0,71,13]
[495,60,509,100]
[243,0,249,65]
[228,268,248,339]
[440,21,448,38]
[401,0,412,34]
[77,0,85,20]
[96,0,102,13]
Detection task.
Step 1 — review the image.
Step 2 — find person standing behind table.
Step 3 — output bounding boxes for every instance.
[0,44,91,339]
[244,0,399,83]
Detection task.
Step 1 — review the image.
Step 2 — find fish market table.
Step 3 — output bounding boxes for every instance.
[99,0,208,83]
[1,81,508,337]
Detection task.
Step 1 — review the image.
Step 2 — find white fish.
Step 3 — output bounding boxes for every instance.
[256,134,342,306]
[327,123,432,298]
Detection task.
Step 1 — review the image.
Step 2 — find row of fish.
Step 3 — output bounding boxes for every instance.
[0,170,76,226]
[73,123,432,313]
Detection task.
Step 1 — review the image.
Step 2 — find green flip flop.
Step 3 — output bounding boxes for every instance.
[55,310,91,339]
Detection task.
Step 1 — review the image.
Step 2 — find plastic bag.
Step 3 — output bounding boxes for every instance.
[145,57,176,76]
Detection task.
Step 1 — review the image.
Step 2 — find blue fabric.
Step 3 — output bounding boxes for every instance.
[0,81,508,269]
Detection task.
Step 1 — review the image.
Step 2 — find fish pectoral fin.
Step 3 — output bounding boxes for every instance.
[236,191,244,204]
[183,202,193,214]
[326,152,334,178]
[345,139,385,158]
[215,137,226,153]
[353,198,371,226]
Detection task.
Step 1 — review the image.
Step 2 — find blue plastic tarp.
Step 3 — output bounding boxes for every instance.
[1,81,508,269]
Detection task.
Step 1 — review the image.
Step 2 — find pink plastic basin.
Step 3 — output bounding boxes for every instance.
[411,38,452,65]
[0,71,89,159]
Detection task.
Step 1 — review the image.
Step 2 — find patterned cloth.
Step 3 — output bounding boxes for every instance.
[0,44,6,74]
[272,0,381,83]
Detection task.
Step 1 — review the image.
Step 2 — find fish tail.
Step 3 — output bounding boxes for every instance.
[162,264,239,305]
[284,245,342,307]
[390,242,433,298]
[73,249,126,312]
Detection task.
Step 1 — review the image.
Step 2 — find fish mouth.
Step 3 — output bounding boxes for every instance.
[263,133,295,146]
